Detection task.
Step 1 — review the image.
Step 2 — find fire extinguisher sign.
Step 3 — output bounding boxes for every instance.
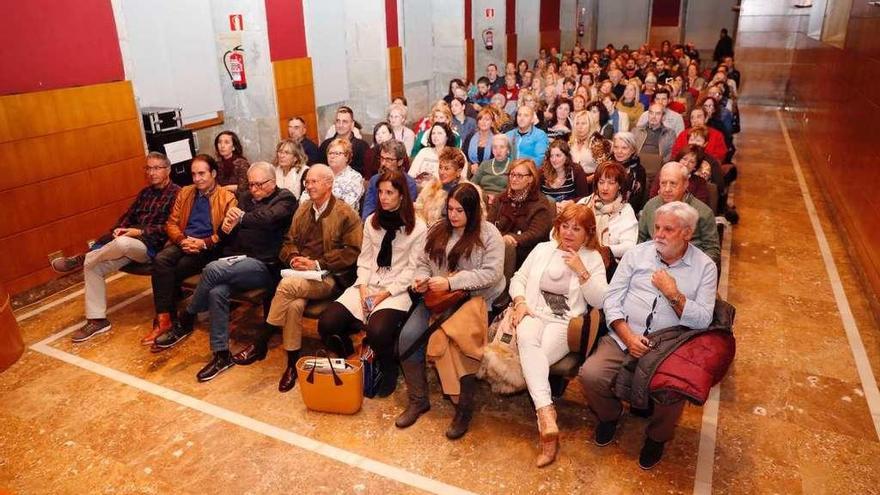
[229,14,244,31]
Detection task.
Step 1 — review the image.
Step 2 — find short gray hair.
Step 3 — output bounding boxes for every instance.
[656,201,698,232]
[660,161,689,181]
[307,163,334,183]
[612,131,636,152]
[248,161,275,180]
[491,133,510,149]
[146,152,170,167]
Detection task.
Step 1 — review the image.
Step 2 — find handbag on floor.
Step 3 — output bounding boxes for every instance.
[477,307,527,394]
[296,353,364,414]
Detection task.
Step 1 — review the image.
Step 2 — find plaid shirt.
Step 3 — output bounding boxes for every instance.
[114,181,181,256]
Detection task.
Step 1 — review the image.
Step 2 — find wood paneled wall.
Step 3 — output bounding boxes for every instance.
[0,81,144,294]
[785,8,880,303]
[389,47,404,98]
[273,57,318,142]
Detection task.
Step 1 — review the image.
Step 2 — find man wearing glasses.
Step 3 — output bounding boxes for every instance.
[152,162,297,382]
[360,140,418,220]
[579,201,717,470]
[52,152,180,343]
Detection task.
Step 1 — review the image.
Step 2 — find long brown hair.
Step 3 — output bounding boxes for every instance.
[542,139,575,184]
[371,170,416,235]
[425,183,484,270]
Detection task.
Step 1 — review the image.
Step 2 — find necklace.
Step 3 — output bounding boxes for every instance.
[490,158,509,176]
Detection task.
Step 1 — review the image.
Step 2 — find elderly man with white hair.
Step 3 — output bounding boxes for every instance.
[152,161,298,382]
[637,161,720,265]
[579,200,717,470]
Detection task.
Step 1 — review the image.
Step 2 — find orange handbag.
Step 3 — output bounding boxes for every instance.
[423,288,468,315]
[296,355,364,415]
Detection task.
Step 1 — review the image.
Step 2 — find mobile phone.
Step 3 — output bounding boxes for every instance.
[365,296,375,312]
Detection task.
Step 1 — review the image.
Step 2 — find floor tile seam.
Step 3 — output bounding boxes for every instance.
[14,272,128,322]
[775,109,880,441]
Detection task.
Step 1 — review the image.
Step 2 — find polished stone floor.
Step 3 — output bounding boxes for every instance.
[2,106,879,494]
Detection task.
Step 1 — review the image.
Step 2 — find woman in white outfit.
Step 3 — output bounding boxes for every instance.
[577,160,638,275]
[317,169,427,397]
[509,203,609,467]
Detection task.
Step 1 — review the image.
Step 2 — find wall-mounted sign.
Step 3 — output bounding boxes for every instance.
[485,8,495,19]
[229,14,244,31]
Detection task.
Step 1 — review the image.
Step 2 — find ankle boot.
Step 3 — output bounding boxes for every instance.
[535,405,560,467]
[142,313,173,345]
[445,375,477,440]
[395,360,430,428]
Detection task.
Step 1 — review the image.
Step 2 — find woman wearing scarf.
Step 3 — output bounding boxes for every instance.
[487,158,555,281]
[576,161,638,279]
[317,170,427,398]
[415,148,477,226]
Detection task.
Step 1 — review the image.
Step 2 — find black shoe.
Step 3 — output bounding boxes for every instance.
[151,321,194,352]
[445,375,477,440]
[594,418,619,447]
[197,351,234,382]
[373,359,400,398]
[232,343,268,365]
[724,208,739,225]
[278,366,298,392]
[630,401,654,418]
[638,437,665,470]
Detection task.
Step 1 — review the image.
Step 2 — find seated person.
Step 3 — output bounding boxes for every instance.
[471,133,512,204]
[670,107,727,163]
[638,162,720,266]
[633,103,676,182]
[540,139,590,211]
[505,105,549,167]
[304,138,364,213]
[509,203,609,467]
[146,155,237,346]
[410,102,461,157]
[214,131,250,192]
[579,201,717,470]
[610,131,648,214]
[362,140,418,220]
[233,165,362,393]
[151,163,297,382]
[287,116,322,165]
[576,161,639,267]
[319,106,369,176]
[409,123,467,188]
[395,183,505,439]
[648,145,711,207]
[488,158,554,280]
[318,170,427,397]
[273,139,309,199]
[461,108,499,173]
[415,148,469,226]
[52,152,180,342]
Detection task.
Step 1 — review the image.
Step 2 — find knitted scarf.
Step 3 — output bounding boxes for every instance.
[376,208,404,268]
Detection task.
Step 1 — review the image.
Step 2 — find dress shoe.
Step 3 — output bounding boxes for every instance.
[278,366,298,392]
[232,344,268,366]
[151,321,193,352]
[141,313,172,346]
[197,351,234,382]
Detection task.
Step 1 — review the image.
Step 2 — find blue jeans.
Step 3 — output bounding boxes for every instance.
[398,301,430,363]
[187,257,273,352]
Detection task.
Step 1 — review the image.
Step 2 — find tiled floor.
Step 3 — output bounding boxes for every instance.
[2,105,879,494]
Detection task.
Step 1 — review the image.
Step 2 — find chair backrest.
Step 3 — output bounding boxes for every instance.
[640,152,663,187]
[706,182,719,215]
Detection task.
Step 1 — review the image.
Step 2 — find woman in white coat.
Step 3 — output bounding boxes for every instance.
[509,203,609,467]
[577,160,638,276]
[317,170,427,397]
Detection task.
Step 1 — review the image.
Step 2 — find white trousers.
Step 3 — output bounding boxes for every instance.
[516,312,571,409]
[83,236,148,319]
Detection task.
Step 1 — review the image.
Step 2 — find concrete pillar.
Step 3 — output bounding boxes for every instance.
[474,0,508,78]
[516,0,540,63]
[343,0,391,133]
[560,0,577,50]
[430,0,466,99]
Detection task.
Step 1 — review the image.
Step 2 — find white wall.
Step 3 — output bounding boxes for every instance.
[402,0,434,84]
[303,0,350,107]
[430,0,465,98]
[473,0,507,77]
[516,0,540,62]
[342,0,390,131]
[684,0,738,52]
[597,0,650,48]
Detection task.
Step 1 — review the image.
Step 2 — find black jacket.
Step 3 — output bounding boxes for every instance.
[220,187,297,265]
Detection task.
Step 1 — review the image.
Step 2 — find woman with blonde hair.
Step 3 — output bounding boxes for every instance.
[388,102,416,156]
[616,80,644,127]
[272,139,309,199]
[411,101,460,157]
[569,110,609,184]
[509,203,608,466]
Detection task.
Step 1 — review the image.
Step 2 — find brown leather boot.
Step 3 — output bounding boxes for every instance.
[536,404,560,468]
[141,313,172,346]
[395,360,430,428]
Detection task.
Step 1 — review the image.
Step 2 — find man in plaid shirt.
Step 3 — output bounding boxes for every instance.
[52,152,181,342]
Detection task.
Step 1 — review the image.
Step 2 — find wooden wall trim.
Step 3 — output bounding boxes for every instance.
[273,57,318,142]
[389,47,404,98]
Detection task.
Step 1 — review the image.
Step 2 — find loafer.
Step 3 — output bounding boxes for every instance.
[638,437,665,470]
[232,344,268,366]
[278,366,298,393]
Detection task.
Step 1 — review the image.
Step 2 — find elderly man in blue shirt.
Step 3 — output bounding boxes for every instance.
[578,201,717,470]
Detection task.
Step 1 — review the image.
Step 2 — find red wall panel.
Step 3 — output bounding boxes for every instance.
[385,0,399,48]
[0,0,124,96]
[651,0,681,27]
[539,0,561,31]
[506,0,516,34]
[265,0,308,61]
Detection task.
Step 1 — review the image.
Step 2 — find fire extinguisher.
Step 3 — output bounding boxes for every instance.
[482,28,494,50]
[223,45,247,90]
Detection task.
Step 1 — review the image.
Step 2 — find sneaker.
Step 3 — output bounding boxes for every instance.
[51,254,86,274]
[151,321,194,352]
[594,418,619,447]
[71,319,112,343]
[196,352,234,382]
[638,438,666,470]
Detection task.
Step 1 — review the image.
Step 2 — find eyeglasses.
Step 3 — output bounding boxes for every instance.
[144,165,169,172]
[327,151,346,157]
[248,178,273,189]
[506,172,531,179]
[379,154,401,163]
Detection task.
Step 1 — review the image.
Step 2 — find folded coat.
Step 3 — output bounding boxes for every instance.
[426,297,488,396]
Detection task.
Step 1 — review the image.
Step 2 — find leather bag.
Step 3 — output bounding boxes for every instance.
[296,354,364,414]
[424,288,468,315]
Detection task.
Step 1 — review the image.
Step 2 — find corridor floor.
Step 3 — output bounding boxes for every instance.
[2,105,879,494]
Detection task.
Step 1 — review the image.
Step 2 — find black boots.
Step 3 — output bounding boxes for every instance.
[395,360,430,428]
[445,374,477,440]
